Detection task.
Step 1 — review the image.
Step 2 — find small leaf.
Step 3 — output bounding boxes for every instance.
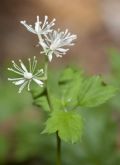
[43,110,83,143]
[33,96,50,111]
[31,85,45,99]
[31,86,50,111]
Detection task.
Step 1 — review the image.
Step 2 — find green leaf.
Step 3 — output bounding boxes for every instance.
[59,67,117,109]
[43,110,83,143]
[49,93,62,111]
[33,96,50,111]
[31,85,45,99]
[59,67,84,110]
[31,86,50,111]
[31,74,63,112]
[59,67,79,82]
[78,76,118,107]
[59,67,84,84]
[31,67,117,111]
[46,72,63,111]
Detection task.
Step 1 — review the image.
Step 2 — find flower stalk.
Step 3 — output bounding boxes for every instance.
[44,58,53,111]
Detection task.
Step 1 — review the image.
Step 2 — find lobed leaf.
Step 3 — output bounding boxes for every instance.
[59,67,117,109]
[43,110,83,143]
[78,76,118,107]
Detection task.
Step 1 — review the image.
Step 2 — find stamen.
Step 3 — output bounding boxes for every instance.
[20,20,26,24]
[37,16,39,22]
[34,69,44,76]
[42,15,48,29]
[19,59,28,72]
[18,81,28,93]
[53,18,56,22]
[11,60,24,73]
[8,68,23,75]
[27,80,31,91]
[8,77,24,81]
[20,21,36,34]
[28,58,32,72]
[32,56,37,73]
[45,15,48,20]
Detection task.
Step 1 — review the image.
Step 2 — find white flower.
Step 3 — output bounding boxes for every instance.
[40,29,77,61]
[8,56,44,93]
[20,16,56,36]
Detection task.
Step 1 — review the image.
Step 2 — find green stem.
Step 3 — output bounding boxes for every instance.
[56,131,61,165]
[44,59,53,111]
[44,57,61,165]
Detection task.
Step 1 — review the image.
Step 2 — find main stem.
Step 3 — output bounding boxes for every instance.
[44,59,53,110]
[44,57,61,165]
[56,131,61,165]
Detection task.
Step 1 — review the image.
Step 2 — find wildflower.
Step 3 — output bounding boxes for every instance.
[40,29,77,61]
[20,16,56,36]
[8,56,44,93]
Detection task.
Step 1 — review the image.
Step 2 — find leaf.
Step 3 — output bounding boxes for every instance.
[78,76,118,107]
[59,67,78,82]
[31,86,50,111]
[59,67,117,109]
[43,110,83,143]
[33,96,50,111]
[31,85,45,99]
[59,67,84,84]
[31,74,63,112]
[49,93,62,111]
[31,67,117,111]
[46,72,63,111]
[59,67,84,110]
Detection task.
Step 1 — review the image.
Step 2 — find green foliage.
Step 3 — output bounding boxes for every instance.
[32,67,117,111]
[59,68,117,108]
[34,95,50,112]
[78,76,117,107]
[62,108,120,165]
[31,86,50,112]
[43,110,83,143]
[0,59,119,164]
[31,67,117,143]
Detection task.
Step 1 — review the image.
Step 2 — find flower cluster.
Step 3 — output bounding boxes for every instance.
[20,16,77,61]
[8,16,77,93]
[8,56,44,93]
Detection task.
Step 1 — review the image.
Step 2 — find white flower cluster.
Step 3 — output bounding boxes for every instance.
[8,56,44,93]
[20,16,77,61]
[8,16,77,93]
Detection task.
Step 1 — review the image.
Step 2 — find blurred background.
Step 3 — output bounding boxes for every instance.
[0,0,120,164]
